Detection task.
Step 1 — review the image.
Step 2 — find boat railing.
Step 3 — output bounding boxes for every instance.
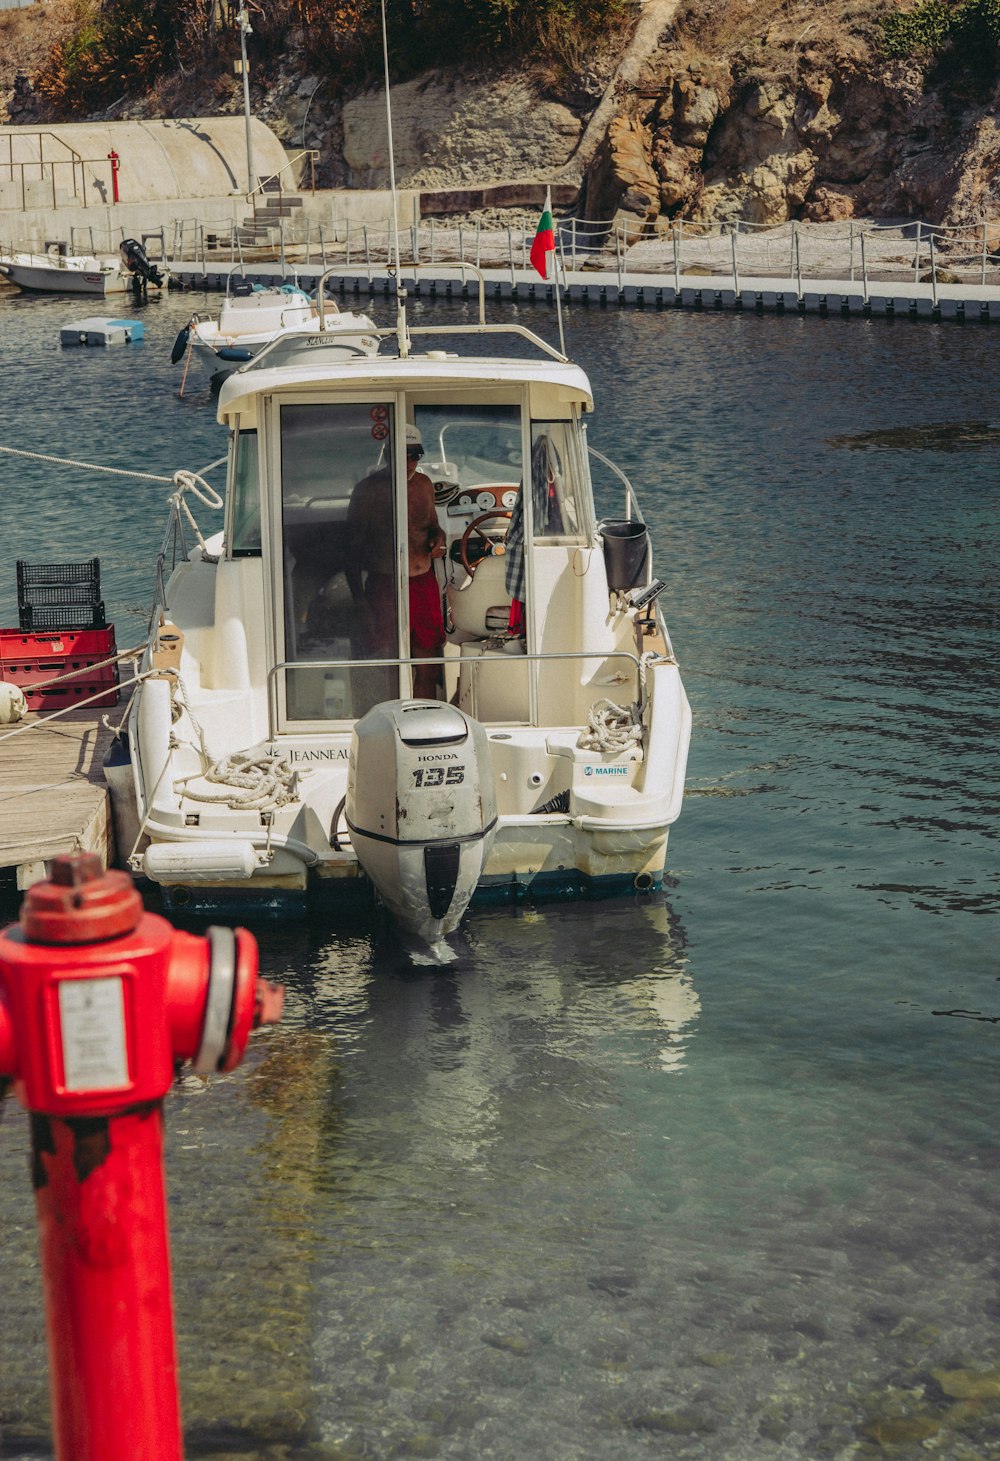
[589,445,644,523]
[266,647,654,737]
[310,262,570,364]
[147,460,227,635]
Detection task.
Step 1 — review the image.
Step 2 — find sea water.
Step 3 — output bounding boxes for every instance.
[0,285,996,1460]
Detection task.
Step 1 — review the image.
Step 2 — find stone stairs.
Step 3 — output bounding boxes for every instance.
[237,179,305,246]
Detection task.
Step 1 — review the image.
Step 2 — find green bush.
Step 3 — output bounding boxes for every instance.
[881,0,1000,58]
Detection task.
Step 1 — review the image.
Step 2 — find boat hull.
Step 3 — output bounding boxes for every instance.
[130,818,672,917]
[0,261,127,295]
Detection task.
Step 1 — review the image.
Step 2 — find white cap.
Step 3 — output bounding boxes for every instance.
[405,423,422,447]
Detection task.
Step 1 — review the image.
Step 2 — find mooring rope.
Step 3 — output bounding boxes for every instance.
[0,643,148,744]
[0,444,174,483]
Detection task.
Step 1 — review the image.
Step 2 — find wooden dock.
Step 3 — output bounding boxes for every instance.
[0,710,115,891]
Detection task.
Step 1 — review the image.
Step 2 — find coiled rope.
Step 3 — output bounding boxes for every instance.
[577,652,658,755]
[177,748,299,812]
[578,698,642,754]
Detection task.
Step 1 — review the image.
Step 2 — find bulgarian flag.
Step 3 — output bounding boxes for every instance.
[529,189,556,279]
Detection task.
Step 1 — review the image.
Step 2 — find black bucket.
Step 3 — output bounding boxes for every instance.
[601,520,649,591]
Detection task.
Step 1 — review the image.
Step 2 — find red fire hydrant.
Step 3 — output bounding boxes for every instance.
[108,148,120,203]
[0,852,283,1461]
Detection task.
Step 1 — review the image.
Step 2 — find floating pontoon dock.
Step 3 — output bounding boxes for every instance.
[165,262,1000,322]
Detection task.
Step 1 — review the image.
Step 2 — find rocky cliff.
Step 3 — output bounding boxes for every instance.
[3,0,999,231]
[580,1,1000,234]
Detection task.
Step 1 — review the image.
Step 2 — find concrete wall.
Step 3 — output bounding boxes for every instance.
[0,189,423,256]
[0,117,290,209]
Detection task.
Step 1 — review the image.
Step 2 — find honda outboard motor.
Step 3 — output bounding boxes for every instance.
[346,700,497,948]
[120,238,165,288]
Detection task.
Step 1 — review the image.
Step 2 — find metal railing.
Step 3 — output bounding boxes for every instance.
[246,149,320,206]
[154,211,1000,294]
[30,207,995,299]
[0,131,113,211]
[267,648,647,739]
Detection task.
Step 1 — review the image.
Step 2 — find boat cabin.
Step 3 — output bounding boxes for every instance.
[209,347,639,744]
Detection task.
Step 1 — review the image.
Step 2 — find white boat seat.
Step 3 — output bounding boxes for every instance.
[446,552,512,640]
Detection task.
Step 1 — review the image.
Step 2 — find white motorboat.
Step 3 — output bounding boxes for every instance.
[0,248,128,296]
[171,277,380,380]
[0,238,167,296]
[109,266,691,946]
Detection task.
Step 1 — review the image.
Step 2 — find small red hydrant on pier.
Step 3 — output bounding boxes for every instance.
[107,148,120,203]
[0,852,283,1461]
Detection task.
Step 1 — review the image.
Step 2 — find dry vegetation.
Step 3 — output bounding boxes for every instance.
[673,0,888,78]
[0,0,76,95]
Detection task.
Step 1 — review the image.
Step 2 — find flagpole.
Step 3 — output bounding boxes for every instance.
[550,242,567,360]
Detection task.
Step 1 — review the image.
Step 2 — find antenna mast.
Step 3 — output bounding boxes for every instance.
[380,0,409,357]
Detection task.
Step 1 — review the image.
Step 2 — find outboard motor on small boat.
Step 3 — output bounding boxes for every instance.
[120,238,165,289]
[346,699,497,948]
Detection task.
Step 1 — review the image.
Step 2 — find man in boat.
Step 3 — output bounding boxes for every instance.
[347,423,447,699]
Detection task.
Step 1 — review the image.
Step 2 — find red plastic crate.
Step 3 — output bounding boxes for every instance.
[0,626,119,710]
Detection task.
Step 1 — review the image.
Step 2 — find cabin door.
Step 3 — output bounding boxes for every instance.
[273,397,406,726]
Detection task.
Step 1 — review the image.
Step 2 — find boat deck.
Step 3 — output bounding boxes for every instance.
[0,710,115,893]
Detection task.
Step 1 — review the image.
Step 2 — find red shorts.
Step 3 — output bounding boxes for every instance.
[408,568,445,656]
[363,569,444,657]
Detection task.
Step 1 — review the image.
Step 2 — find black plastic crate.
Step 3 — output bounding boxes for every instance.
[19,602,107,631]
[19,582,102,608]
[16,559,106,631]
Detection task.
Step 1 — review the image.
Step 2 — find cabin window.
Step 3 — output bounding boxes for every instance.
[413,404,522,489]
[229,429,261,556]
[279,401,400,722]
[529,421,588,542]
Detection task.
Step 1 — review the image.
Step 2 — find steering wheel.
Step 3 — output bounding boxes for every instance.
[460,510,513,577]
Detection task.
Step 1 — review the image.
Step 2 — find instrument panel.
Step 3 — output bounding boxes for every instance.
[446,485,519,516]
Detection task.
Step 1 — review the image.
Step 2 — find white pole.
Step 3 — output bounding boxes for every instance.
[914,220,921,282]
[380,0,401,273]
[551,247,566,358]
[237,4,255,195]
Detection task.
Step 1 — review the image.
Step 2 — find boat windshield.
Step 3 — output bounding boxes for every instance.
[414,405,522,488]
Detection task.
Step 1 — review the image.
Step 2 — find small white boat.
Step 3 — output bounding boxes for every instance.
[171,278,380,380]
[110,266,691,947]
[0,238,168,296]
[0,248,127,296]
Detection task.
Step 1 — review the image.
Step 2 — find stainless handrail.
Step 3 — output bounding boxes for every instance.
[265,647,661,739]
[309,261,569,363]
[246,148,320,206]
[589,445,644,521]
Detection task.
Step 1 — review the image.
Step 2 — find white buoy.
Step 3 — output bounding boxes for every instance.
[0,681,27,724]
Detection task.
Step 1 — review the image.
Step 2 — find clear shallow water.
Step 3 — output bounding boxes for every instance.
[0,286,997,1460]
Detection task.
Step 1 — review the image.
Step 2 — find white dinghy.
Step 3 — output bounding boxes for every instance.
[110,266,691,944]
